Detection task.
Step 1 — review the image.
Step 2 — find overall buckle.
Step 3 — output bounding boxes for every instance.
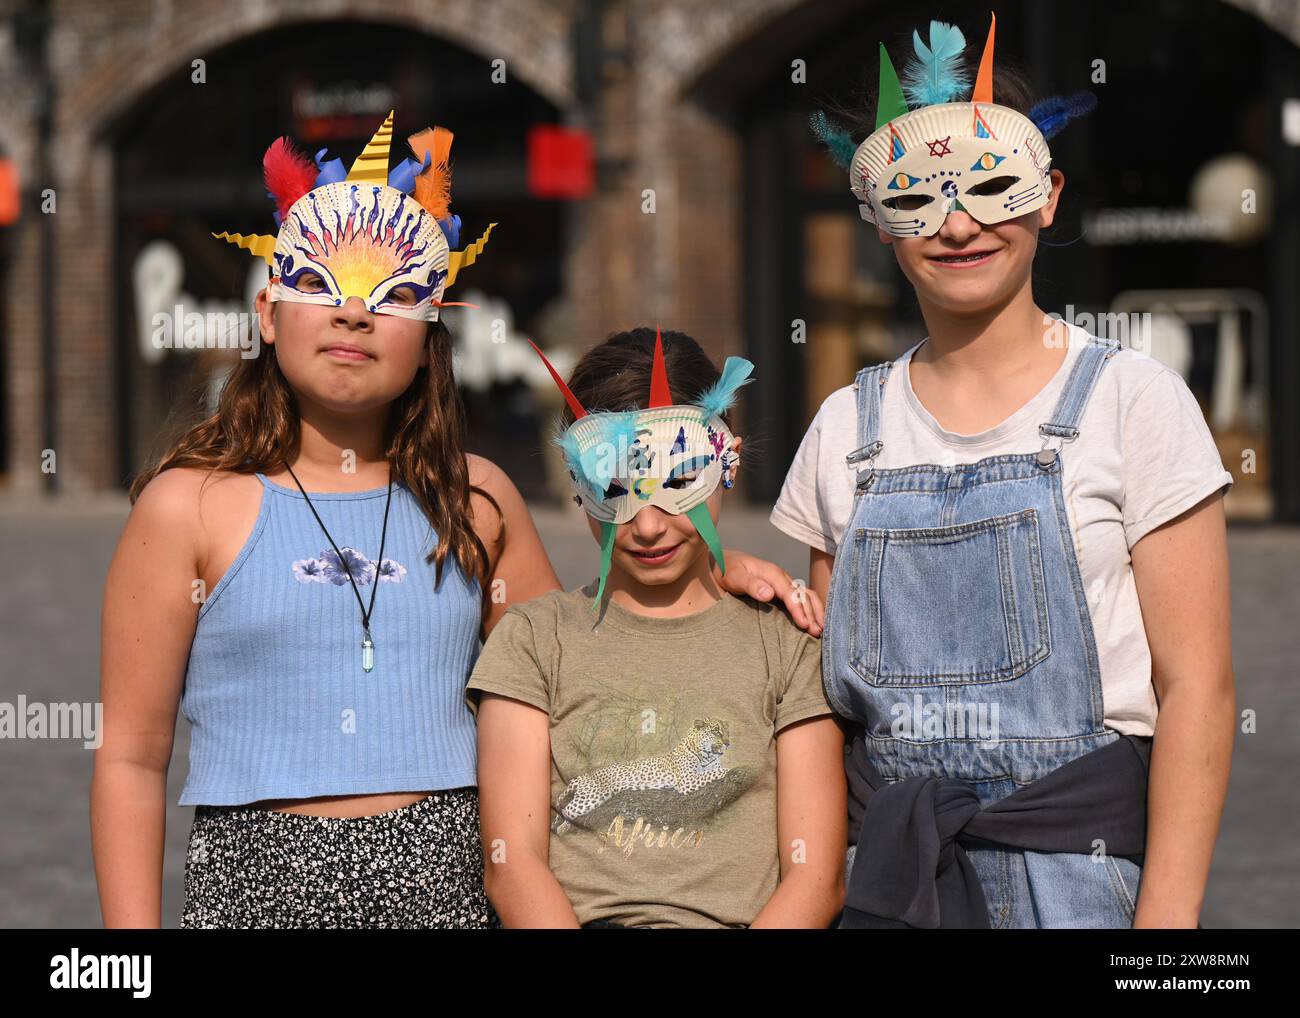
[1036,424,1076,467]
[848,440,883,489]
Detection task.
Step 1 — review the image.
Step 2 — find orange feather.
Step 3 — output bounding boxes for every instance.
[409,126,453,220]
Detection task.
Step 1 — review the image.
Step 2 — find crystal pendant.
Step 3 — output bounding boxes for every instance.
[362,630,375,673]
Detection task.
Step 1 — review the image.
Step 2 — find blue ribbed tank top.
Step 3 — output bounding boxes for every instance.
[178,472,483,806]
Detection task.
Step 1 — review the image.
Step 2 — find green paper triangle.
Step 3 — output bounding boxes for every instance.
[685,503,726,579]
[592,520,617,613]
[876,44,910,130]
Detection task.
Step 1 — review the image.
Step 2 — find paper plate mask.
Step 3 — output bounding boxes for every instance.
[528,331,754,611]
[213,110,495,321]
[811,14,1097,238]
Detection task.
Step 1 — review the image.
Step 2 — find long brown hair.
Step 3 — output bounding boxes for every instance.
[130,317,500,590]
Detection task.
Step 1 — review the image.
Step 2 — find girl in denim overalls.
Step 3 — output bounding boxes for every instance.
[775,16,1235,927]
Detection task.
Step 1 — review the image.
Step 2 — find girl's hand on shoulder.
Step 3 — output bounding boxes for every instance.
[716,548,824,636]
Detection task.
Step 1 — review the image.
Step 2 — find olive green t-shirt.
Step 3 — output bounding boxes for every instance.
[465,580,832,929]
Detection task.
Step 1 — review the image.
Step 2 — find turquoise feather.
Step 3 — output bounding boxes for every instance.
[695,357,755,421]
[553,411,640,492]
[901,20,970,108]
[552,425,585,477]
[587,413,640,487]
[809,111,858,170]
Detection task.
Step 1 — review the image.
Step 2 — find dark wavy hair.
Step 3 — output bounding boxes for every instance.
[560,328,728,425]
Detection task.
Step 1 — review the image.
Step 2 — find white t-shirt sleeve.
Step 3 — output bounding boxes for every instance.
[1120,367,1234,549]
[769,402,839,555]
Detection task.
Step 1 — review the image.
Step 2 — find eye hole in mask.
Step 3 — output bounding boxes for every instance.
[385,284,419,306]
[965,175,1021,197]
[284,267,330,294]
[663,454,714,490]
[882,193,936,211]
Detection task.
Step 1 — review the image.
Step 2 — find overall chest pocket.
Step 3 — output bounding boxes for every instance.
[847,508,1051,687]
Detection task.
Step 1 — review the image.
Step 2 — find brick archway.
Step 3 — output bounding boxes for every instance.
[67,1,573,138]
[2,1,573,493]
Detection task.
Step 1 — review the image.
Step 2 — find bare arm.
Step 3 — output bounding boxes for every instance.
[468,455,562,641]
[809,547,834,607]
[816,515,1235,927]
[91,470,204,927]
[1129,492,1234,927]
[750,715,846,928]
[476,692,581,928]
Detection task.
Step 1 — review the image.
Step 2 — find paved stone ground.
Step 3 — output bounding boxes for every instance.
[1,496,1296,928]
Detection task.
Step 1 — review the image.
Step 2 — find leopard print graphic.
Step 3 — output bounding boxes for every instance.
[552,718,732,834]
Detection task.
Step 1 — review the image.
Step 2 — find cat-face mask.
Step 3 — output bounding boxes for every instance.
[811,14,1097,238]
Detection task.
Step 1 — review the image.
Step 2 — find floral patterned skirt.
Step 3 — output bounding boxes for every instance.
[181,788,499,929]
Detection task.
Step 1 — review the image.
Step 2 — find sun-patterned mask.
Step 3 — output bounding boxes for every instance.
[213,111,495,321]
[811,14,1097,238]
[528,331,754,612]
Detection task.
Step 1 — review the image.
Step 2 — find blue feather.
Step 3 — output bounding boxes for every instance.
[551,424,584,477]
[1029,91,1098,140]
[809,111,858,170]
[901,21,970,108]
[588,413,640,482]
[696,357,755,421]
[552,412,641,492]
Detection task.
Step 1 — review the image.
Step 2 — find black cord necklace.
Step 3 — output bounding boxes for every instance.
[284,462,394,673]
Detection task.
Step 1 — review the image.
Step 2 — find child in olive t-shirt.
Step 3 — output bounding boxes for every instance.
[467,581,834,927]
[468,327,846,928]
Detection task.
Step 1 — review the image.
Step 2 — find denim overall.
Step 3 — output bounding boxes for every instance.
[824,335,1143,928]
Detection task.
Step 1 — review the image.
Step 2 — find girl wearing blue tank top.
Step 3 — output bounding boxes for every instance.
[772,16,1235,927]
[90,115,820,929]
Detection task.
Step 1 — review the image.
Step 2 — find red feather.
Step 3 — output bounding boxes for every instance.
[262,137,317,220]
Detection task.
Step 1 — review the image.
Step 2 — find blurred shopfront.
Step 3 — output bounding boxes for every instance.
[727,0,1300,521]
[2,0,1298,523]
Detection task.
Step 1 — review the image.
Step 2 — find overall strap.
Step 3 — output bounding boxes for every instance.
[1036,335,1121,464]
[845,360,895,484]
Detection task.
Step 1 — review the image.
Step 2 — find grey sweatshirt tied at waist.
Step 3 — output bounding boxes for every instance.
[840,733,1153,929]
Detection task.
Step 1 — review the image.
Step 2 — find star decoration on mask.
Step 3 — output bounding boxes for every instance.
[927,136,953,157]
